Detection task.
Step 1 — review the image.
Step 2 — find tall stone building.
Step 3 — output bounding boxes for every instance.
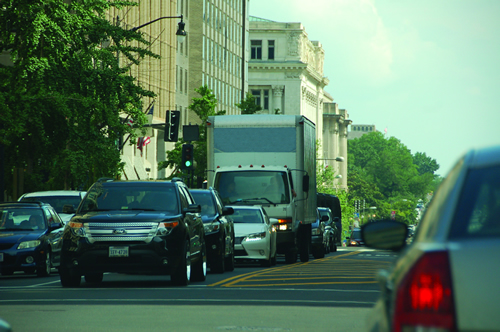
[348,124,377,140]
[248,17,350,190]
[183,0,249,125]
[107,1,181,180]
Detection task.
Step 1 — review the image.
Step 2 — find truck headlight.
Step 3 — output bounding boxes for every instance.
[17,240,41,249]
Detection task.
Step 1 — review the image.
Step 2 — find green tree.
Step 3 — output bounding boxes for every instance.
[235,92,262,114]
[159,86,225,185]
[347,131,438,224]
[0,0,157,194]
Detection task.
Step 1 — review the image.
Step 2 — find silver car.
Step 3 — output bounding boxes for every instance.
[362,145,500,332]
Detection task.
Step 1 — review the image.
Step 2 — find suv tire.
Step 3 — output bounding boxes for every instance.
[191,240,207,282]
[171,240,191,286]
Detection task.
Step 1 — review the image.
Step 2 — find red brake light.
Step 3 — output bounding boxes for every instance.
[278,218,292,224]
[394,251,456,332]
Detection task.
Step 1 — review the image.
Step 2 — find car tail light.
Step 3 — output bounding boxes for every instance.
[393,251,456,332]
[277,218,292,231]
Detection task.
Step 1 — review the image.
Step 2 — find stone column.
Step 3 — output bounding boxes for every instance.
[272,85,284,114]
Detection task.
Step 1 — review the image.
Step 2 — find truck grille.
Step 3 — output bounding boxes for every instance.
[85,222,158,244]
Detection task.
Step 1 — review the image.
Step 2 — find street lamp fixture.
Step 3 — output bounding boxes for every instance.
[318,157,344,162]
[130,15,186,43]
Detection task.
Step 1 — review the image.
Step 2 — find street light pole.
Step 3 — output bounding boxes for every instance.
[130,15,186,44]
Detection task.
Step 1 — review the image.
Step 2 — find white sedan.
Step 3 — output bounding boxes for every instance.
[230,205,278,267]
[362,144,500,332]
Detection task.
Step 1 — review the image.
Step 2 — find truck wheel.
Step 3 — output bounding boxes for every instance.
[191,240,207,282]
[171,240,191,286]
[285,252,297,264]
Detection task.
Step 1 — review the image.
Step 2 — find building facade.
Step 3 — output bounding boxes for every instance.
[348,124,377,140]
[248,17,349,189]
[184,0,249,125]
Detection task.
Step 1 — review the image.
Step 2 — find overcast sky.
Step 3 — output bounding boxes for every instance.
[248,0,500,176]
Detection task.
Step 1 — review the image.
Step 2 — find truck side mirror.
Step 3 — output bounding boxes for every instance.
[302,174,309,192]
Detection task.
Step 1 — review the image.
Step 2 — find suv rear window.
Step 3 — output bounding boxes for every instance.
[449,165,500,239]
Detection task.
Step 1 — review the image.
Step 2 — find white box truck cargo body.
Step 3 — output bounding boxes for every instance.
[206,115,316,263]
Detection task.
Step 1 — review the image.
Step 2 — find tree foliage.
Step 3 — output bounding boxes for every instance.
[235,92,262,114]
[0,0,157,194]
[347,131,439,224]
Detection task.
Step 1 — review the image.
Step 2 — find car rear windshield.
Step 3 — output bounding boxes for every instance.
[231,209,263,223]
[21,196,82,214]
[449,165,500,239]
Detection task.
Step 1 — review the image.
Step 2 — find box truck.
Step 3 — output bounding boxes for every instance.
[206,115,316,263]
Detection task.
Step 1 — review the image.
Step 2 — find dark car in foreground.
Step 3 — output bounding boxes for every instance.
[59,178,206,287]
[0,202,64,277]
[190,188,235,273]
[362,145,500,332]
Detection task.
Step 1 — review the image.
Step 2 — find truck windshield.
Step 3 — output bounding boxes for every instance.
[215,171,290,205]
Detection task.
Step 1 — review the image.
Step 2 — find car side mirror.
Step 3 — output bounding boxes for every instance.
[302,174,309,193]
[222,206,234,216]
[48,222,63,231]
[185,204,201,213]
[361,220,408,251]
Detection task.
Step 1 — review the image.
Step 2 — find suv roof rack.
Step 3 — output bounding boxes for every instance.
[97,177,115,183]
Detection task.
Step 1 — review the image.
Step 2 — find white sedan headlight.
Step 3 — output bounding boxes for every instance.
[17,240,41,249]
[245,232,266,242]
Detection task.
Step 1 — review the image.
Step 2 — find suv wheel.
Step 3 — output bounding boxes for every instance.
[171,240,191,286]
[224,236,235,272]
[191,240,207,282]
[60,266,81,287]
[37,252,51,277]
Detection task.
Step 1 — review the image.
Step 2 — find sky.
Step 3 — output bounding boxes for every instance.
[248,0,500,176]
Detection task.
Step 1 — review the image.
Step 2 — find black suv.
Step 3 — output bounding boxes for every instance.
[190,188,235,273]
[0,202,64,277]
[59,179,206,287]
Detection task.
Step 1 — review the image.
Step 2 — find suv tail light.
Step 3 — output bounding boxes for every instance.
[393,251,456,332]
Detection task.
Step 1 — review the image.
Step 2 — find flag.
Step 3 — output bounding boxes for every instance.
[126,118,134,127]
[137,137,151,156]
[147,104,154,116]
[384,127,388,134]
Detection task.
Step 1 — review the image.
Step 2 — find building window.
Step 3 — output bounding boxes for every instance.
[263,90,269,110]
[251,89,261,106]
[268,40,275,60]
[251,40,262,59]
[179,67,183,93]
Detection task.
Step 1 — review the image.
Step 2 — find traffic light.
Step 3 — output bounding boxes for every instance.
[181,144,194,170]
[164,110,180,142]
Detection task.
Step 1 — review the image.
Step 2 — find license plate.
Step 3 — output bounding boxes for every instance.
[109,246,129,257]
[0,253,3,262]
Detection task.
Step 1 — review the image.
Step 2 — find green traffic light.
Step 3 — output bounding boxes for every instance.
[185,160,192,167]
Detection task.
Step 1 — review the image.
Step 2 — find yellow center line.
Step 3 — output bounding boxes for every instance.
[209,250,369,287]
